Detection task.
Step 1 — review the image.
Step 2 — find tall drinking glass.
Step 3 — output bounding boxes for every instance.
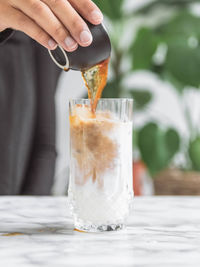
[68,98,133,232]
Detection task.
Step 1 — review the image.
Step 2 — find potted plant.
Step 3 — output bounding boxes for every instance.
[94,0,200,194]
[134,4,200,194]
[93,0,156,195]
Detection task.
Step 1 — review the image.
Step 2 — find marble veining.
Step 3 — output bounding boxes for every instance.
[1,196,200,267]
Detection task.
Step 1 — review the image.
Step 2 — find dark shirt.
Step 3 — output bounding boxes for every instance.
[0,29,61,195]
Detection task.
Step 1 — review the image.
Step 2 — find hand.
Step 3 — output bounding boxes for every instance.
[0,0,103,51]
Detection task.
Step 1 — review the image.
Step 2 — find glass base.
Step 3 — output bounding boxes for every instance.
[74,222,125,233]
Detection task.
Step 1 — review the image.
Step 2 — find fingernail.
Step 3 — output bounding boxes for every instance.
[64,36,77,50]
[48,39,57,49]
[91,10,103,23]
[80,30,93,45]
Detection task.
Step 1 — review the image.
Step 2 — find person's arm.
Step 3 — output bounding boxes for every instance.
[0,0,103,51]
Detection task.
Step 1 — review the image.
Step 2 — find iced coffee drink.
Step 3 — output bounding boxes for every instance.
[68,99,133,232]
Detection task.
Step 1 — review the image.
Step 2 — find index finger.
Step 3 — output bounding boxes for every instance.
[42,0,93,47]
[68,0,103,25]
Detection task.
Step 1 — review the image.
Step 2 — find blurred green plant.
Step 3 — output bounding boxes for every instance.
[94,0,200,176]
[132,11,200,89]
[138,123,180,176]
[94,0,153,109]
[132,9,200,172]
[130,90,152,111]
[93,0,124,20]
[189,137,200,172]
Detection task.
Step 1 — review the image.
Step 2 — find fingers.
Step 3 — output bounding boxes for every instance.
[8,0,104,51]
[9,7,57,50]
[12,0,78,52]
[68,0,103,25]
[42,0,93,47]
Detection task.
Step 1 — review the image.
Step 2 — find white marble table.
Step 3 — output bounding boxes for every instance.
[1,197,200,267]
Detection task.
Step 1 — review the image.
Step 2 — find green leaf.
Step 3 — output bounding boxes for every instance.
[189,137,200,171]
[138,123,165,175]
[131,27,159,70]
[157,11,200,41]
[130,90,153,110]
[101,80,121,98]
[165,128,180,159]
[155,11,200,88]
[134,0,197,15]
[93,0,124,20]
[130,11,200,89]
[165,43,200,88]
[138,122,180,176]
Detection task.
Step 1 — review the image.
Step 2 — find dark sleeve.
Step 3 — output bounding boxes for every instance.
[0,28,14,45]
[21,40,61,195]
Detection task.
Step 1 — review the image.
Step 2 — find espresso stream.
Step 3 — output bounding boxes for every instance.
[82,58,109,113]
[70,58,115,187]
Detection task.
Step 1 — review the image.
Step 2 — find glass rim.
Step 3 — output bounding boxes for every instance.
[69,98,134,102]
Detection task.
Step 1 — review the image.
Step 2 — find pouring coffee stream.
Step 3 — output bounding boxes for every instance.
[82,58,109,113]
[48,21,111,112]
